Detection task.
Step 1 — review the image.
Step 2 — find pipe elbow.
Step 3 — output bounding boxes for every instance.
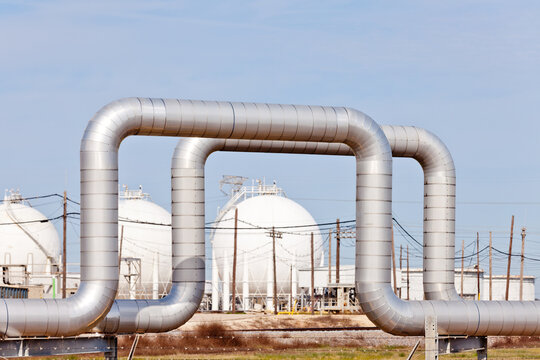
[156,283,205,332]
[172,138,225,169]
[344,108,392,160]
[95,283,205,334]
[358,285,425,336]
[81,97,142,153]
[414,127,456,178]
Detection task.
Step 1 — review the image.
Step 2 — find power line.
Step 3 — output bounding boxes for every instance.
[11,193,540,266]
[392,217,422,247]
[0,193,80,205]
[206,218,356,231]
[0,193,61,202]
[463,246,489,260]
[67,215,540,264]
[115,217,356,232]
[492,246,540,262]
[0,212,80,226]
[119,217,171,226]
[291,197,540,206]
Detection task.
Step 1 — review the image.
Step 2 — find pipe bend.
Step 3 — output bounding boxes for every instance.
[344,108,392,160]
[97,135,220,333]
[382,125,459,301]
[81,97,142,152]
[96,121,389,334]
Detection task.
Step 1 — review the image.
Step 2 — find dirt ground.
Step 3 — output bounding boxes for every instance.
[179,312,376,331]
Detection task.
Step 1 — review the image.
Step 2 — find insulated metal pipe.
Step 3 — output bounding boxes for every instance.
[354,129,540,336]
[95,140,352,333]
[79,97,390,335]
[383,126,459,301]
[210,126,459,302]
[97,124,458,333]
[11,96,528,338]
[96,125,456,333]
[90,99,540,337]
[196,126,460,303]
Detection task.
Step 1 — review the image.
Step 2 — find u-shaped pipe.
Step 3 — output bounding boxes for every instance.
[77,98,390,336]
[96,126,457,333]
[383,126,459,301]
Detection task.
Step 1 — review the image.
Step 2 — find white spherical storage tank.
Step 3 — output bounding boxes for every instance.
[0,194,61,287]
[118,188,171,299]
[212,194,323,304]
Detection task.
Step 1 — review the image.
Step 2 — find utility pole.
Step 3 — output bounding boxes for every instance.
[336,219,340,284]
[267,227,282,315]
[289,265,293,312]
[489,231,493,301]
[231,208,238,313]
[272,227,278,315]
[328,229,332,284]
[391,225,397,295]
[406,245,410,300]
[520,227,526,301]
[476,232,480,300]
[461,239,464,298]
[310,232,315,315]
[506,215,515,301]
[399,245,403,299]
[62,191,67,299]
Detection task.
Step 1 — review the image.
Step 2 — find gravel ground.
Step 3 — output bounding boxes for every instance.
[181,313,375,331]
[177,313,423,348]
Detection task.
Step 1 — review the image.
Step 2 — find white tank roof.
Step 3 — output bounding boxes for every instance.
[0,191,60,273]
[118,186,172,298]
[212,192,323,294]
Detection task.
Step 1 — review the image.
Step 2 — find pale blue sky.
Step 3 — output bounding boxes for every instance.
[1,1,540,295]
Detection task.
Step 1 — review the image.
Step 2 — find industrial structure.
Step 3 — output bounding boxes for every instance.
[0,190,62,299]
[210,179,323,312]
[118,186,171,299]
[405,268,535,301]
[298,265,536,312]
[0,187,173,302]
[0,97,538,359]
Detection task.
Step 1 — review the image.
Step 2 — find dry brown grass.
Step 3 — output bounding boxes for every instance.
[491,335,540,348]
[116,321,370,357]
[118,322,322,356]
